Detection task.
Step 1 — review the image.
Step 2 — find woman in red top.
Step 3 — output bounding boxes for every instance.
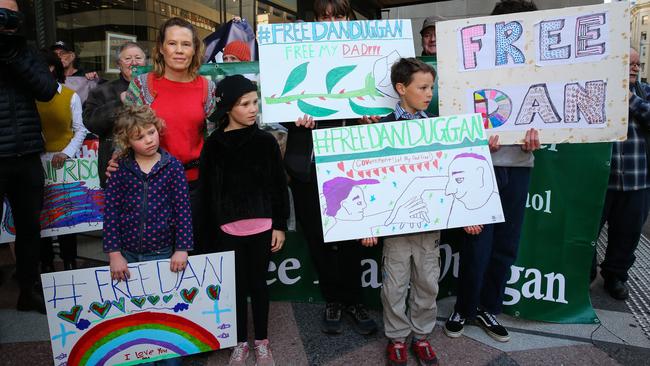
[124,17,217,254]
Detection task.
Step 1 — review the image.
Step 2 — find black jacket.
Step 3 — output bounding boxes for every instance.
[83,75,130,187]
[379,110,435,123]
[199,124,289,246]
[0,38,57,157]
[283,119,357,183]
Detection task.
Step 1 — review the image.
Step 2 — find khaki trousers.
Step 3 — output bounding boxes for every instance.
[381,231,440,342]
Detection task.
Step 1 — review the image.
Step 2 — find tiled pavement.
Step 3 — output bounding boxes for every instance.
[0,232,649,366]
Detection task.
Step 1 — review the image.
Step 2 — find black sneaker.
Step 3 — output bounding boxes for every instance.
[16,289,46,314]
[475,309,510,342]
[604,278,629,300]
[346,303,378,335]
[321,302,343,334]
[443,311,465,338]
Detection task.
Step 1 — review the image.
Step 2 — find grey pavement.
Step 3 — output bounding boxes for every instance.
[0,229,649,365]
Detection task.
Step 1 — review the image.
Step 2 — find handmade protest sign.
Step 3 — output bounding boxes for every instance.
[0,139,104,243]
[436,2,629,144]
[313,113,504,242]
[257,20,415,124]
[42,252,237,366]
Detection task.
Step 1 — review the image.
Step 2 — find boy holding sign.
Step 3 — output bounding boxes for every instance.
[362,58,440,366]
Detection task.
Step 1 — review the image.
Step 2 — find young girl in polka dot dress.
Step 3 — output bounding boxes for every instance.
[103,105,193,284]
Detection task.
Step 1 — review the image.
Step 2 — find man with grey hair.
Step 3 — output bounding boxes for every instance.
[420,15,445,57]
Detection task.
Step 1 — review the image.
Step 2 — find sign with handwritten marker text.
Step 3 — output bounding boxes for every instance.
[436,2,629,144]
[313,113,504,242]
[257,20,415,123]
[0,139,104,243]
[42,252,237,366]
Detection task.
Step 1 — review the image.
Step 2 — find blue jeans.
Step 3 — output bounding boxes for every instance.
[121,246,182,366]
[454,166,531,318]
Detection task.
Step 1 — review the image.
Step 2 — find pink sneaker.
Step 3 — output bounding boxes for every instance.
[254,339,275,366]
[229,342,249,366]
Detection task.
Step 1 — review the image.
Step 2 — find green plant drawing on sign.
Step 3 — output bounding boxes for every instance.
[298,100,338,117]
[282,62,309,96]
[326,65,356,93]
[266,63,386,116]
[349,99,393,116]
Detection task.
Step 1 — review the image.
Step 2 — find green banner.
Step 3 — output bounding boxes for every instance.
[136,61,611,323]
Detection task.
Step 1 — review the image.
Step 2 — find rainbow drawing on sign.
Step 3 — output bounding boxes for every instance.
[67,312,221,366]
[473,89,512,129]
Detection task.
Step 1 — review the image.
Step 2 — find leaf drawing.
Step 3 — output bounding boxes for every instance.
[326,65,356,94]
[298,100,338,117]
[348,99,393,116]
[282,62,309,96]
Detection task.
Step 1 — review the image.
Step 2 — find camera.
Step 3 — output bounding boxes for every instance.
[0,8,23,32]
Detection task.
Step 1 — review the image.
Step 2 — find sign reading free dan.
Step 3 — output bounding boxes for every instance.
[436,2,629,144]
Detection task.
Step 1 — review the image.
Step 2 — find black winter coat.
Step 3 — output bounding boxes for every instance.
[83,75,130,187]
[0,40,57,157]
[198,124,290,246]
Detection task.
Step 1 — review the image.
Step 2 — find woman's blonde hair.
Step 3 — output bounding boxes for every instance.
[113,105,164,156]
[152,17,204,79]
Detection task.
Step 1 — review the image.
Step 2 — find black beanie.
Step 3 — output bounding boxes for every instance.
[213,75,258,124]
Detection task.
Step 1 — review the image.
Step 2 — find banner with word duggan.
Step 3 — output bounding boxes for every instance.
[436,2,629,144]
[42,253,237,365]
[0,139,103,243]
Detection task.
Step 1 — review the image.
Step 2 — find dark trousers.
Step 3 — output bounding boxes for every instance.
[188,180,202,253]
[219,229,272,342]
[0,154,44,289]
[455,166,531,318]
[41,234,77,264]
[290,168,362,306]
[595,188,650,282]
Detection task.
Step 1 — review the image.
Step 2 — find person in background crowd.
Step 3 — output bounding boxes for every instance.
[199,75,289,366]
[444,0,540,343]
[51,40,100,103]
[0,0,57,313]
[222,40,251,62]
[420,15,445,57]
[120,17,217,254]
[283,0,379,337]
[84,41,146,188]
[37,50,88,273]
[593,46,650,300]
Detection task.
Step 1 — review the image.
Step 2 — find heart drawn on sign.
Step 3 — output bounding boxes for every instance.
[57,305,82,324]
[147,295,160,305]
[337,162,345,172]
[163,294,174,303]
[131,296,146,308]
[89,301,112,319]
[206,284,221,301]
[436,151,443,158]
[433,160,439,169]
[180,287,199,304]
[112,297,126,313]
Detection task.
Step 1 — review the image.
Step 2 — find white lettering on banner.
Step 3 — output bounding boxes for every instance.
[361,259,381,288]
[267,258,302,285]
[504,265,568,305]
[439,244,460,281]
[539,143,559,152]
[526,190,552,213]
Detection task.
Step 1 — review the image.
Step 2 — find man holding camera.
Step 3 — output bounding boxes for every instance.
[0,0,57,313]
